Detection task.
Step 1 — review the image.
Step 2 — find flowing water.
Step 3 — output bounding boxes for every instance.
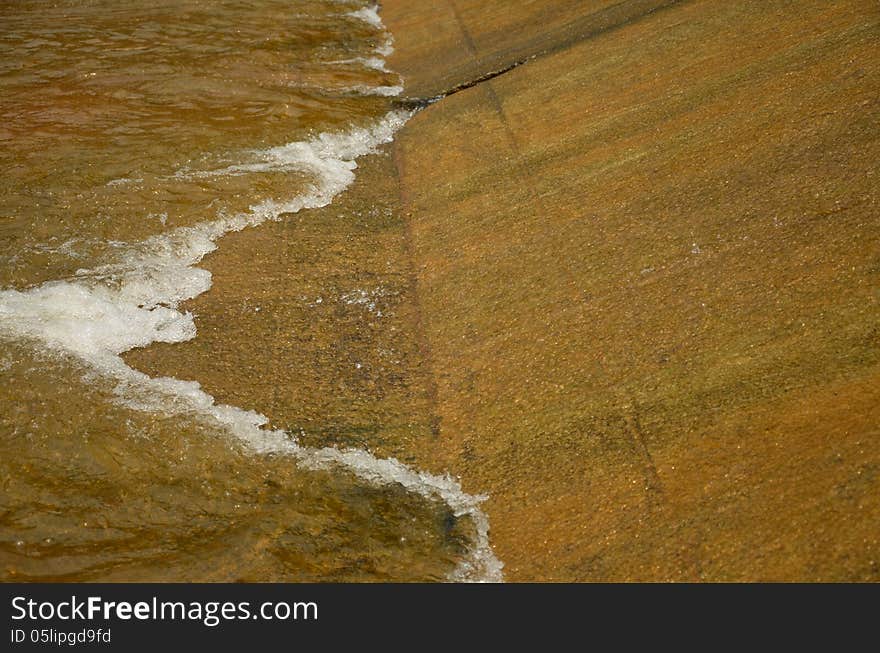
[0,0,502,581]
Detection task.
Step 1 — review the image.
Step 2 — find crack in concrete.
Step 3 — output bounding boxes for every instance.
[393,57,532,111]
[393,0,687,110]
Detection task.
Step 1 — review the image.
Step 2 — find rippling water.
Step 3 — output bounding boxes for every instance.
[0,1,502,581]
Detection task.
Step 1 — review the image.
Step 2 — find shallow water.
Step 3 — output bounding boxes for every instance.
[0,0,501,581]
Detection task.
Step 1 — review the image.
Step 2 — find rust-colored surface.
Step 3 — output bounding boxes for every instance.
[382,0,682,98]
[125,152,437,464]
[124,0,879,580]
[381,0,880,579]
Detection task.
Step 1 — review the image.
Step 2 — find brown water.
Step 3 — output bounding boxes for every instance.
[0,0,501,581]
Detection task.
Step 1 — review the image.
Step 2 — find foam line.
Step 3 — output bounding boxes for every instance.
[0,112,503,582]
[324,56,391,72]
[344,84,403,97]
[346,5,385,30]
[0,3,501,583]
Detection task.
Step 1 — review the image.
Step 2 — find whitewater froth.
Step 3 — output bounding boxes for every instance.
[0,109,503,581]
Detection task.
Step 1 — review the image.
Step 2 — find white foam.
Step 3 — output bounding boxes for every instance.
[0,5,500,581]
[176,111,408,186]
[346,5,384,30]
[0,281,197,358]
[325,56,390,72]
[0,110,504,583]
[375,38,394,58]
[113,365,503,583]
[344,84,403,97]
[106,177,144,187]
[0,111,408,358]
[345,3,394,57]
[276,79,402,99]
